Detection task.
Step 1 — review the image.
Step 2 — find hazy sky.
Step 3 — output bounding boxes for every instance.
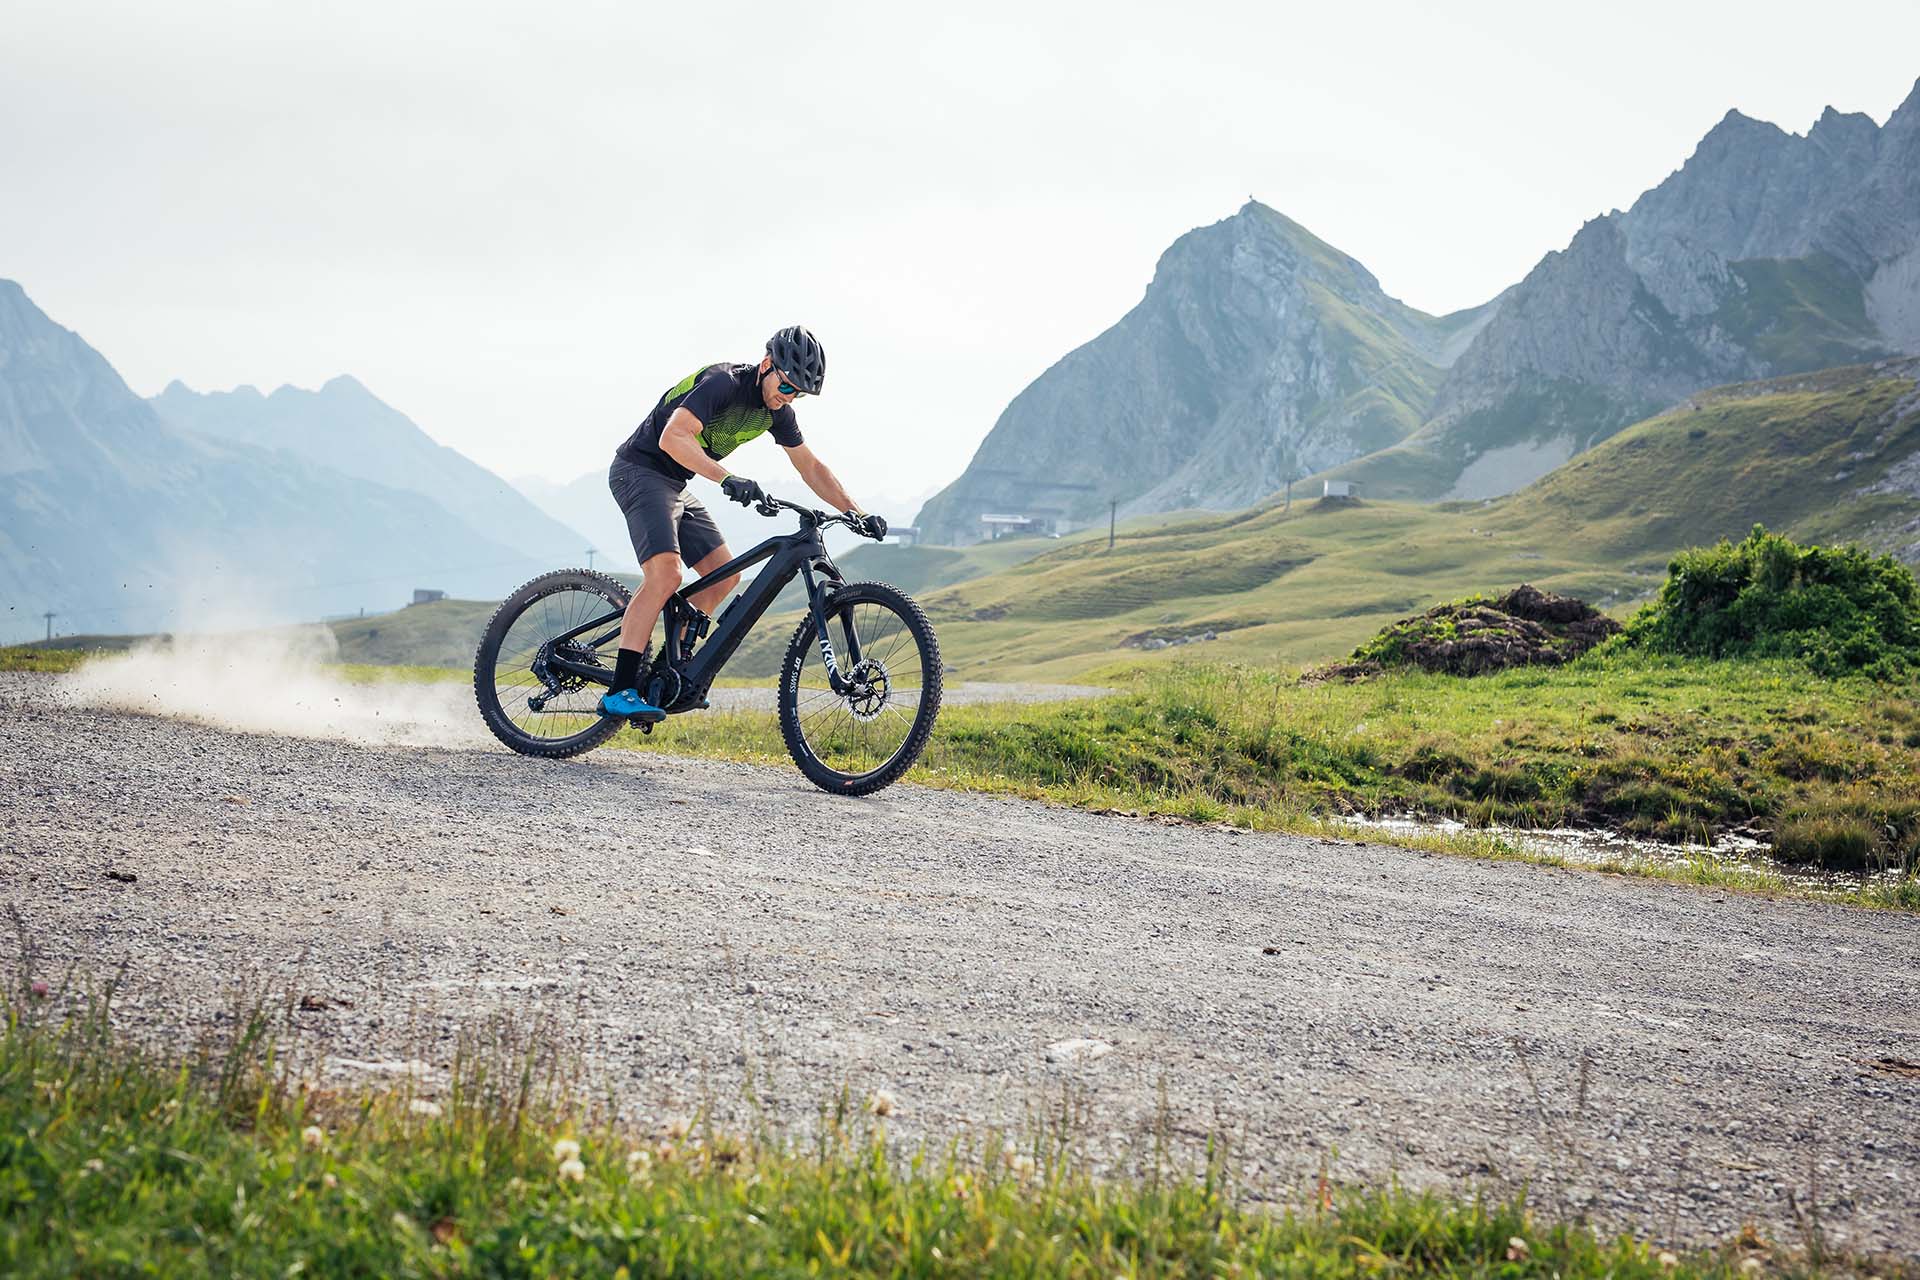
[7,1,1918,517]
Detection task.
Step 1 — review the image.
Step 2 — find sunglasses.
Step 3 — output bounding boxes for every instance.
[772,370,810,398]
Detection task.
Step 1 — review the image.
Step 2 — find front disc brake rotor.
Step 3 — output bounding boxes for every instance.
[844,658,891,722]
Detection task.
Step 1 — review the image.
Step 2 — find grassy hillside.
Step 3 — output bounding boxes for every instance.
[1484,360,1920,561]
[914,497,1647,681]
[831,534,1067,596]
[328,598,496,668]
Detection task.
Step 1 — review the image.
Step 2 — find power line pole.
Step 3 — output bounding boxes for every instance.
[586,548,597,571]
[1109,500,1116,550]
[43,611,55,642]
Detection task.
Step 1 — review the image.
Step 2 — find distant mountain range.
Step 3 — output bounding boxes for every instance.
[0,280,587,642]
[919,79,1920,540]
[151,377,585,558]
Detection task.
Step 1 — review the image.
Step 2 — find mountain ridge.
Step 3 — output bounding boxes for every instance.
[1327,79,1920,500]
[150,375,587,560]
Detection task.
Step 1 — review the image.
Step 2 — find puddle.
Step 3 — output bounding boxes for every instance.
[1337,812,1891,896]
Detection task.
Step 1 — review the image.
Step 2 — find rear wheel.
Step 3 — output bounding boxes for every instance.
[474,568,631,758]
[777,582,942,795]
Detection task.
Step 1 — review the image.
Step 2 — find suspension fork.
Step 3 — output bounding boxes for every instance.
[802,562,861,695]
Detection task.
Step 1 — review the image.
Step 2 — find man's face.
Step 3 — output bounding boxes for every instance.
[758,357,803,410]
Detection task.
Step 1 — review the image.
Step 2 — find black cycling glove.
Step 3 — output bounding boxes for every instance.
[848,511,888,540]
[721,474,765,506]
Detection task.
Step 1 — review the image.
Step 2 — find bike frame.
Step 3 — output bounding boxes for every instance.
[540,507,863,710]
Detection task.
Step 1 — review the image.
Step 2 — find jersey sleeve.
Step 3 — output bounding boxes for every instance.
[771,405,803,447]
[676,368,736,426]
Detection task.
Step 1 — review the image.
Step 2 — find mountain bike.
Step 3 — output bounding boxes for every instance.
[472,494,942,795]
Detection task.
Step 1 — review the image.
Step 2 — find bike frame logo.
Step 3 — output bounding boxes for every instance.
[816,625,841,678]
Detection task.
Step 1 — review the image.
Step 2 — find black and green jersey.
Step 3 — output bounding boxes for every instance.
[615,362,803,484]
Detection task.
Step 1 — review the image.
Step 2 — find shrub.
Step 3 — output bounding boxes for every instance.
[1773,816,1879,870]
[1624,526,1920,678]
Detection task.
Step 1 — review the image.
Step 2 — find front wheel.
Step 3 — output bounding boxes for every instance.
[778,582,942,795]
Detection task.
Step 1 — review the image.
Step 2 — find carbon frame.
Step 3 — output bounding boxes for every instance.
[541,516,860,710]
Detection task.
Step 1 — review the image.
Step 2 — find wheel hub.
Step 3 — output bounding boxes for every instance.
[844,658,891,722]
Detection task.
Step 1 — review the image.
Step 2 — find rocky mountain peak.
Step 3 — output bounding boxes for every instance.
[913,201,1480,542]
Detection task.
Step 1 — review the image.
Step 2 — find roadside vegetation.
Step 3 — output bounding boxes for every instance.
[1623,525,1920,679]
[0,645,88,674]
[0,986,1845,1278]
[621,649,1920,900]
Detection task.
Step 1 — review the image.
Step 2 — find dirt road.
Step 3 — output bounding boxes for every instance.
[4,672,1916,1256]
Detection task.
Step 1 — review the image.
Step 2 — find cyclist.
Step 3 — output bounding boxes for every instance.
[599,326,885,721]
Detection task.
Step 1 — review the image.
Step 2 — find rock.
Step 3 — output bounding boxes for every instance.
[1045,1037,1114,1064]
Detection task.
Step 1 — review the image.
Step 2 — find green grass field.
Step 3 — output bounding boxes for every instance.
[2,990,1848,1278]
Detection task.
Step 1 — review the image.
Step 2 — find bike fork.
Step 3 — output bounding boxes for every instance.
[803,564,859,694]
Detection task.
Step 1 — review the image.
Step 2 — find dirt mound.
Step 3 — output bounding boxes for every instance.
[1312,585,1621,679]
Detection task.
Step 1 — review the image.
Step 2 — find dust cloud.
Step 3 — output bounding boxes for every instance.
[60,626,490,750]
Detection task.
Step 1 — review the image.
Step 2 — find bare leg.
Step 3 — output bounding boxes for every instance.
[618,552,685,657]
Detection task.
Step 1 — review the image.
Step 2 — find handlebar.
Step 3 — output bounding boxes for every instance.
[751,493,883,539]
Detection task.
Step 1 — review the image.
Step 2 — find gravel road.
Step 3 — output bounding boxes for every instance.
[5,670,1917,1257]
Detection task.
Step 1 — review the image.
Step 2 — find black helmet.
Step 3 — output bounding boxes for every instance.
[766,325,826,394]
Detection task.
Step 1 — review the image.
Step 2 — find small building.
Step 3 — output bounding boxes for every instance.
[980,513,1042,539]
[1322,480,1361,499]
[411,588,447,605]
[887,525,922,546]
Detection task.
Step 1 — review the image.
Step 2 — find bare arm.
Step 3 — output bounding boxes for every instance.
[659,408,733,484]
[782,442,860,513]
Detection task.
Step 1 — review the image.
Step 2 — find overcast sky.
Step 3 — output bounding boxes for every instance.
[6,1,1918,517]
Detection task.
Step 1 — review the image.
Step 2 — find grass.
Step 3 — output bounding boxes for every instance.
[612,649,1920,906]
[0,645,90,674]
[2,984,1860,1279]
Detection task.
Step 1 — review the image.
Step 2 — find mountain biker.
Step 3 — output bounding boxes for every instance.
[599,325,886,721]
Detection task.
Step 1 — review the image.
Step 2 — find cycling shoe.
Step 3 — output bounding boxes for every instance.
[598,687,666,723]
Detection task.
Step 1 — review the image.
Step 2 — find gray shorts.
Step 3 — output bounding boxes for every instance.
[608,456,726,567]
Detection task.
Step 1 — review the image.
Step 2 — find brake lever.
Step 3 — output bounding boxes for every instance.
[754,498,780,517]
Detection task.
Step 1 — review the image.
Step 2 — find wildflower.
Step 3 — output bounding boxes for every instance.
[409,1099,442,1118]
[655,1139,677,1163]
[1740,1260,1764,1276]
[392,1211,414,1232]
[302,1126,325,1151]
[323,1173,338,1189]
[949,1174,971,1201]
[665,1116,690,1140]
[82,1158,106,1176]
[627,1149,652,1173]
[557,1157,586,1184]
[1506,1237,1530,1262]
[29,981,49,999]
[553,1137,581,1163]
[1658,1251,1679,1269]
[1009,1154,1036,1179]
[867,1089,897,1117]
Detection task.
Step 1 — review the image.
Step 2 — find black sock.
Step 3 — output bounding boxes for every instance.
[612,647,644,693]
